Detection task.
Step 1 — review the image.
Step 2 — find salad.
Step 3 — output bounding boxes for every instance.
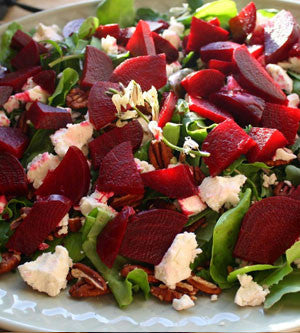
[0,0,299,312]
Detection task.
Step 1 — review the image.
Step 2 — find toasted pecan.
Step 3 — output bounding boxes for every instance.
[0,252,21,275]
[151,285,183,302]
[149,141,173,169]
[187,276,222,295]
[121,264,159,284]
[66,88,89,110]
[110,194,144,210]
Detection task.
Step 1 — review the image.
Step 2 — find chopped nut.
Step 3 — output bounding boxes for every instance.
[0,252,21,275]
[149,141,173,169]
[273,181,296,196]
[151,284,183,302]
[66,88,89,110]
[265,160,289,167]
[187,276,222,295]
[110,194,144,210]
[121,264,159,284]
[176,281,197,296]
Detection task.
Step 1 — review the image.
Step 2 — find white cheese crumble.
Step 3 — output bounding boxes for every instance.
[278,57,300,74]
[33,23,63,43]
[22,77,36,91]
[134,158,155,173]
[166,61,182,77]
[178,194,207,217]
[234,274,269,307]
[18,246,72,297]
[172,294,195,311]
[265,64,293,94]
[262,173,278,188]
[162,29,181,49]
[101,35,118,55]
[287,93,300,108]
[148,120,163,141]
[0,111,10,127]
[273,148,297,162]
[0,195,7,214]
[79,190,116,217]
[154,232,202,289]
[199,175,247,212]
[57,214,69,236]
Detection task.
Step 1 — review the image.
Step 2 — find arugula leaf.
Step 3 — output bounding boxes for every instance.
[223,156,246,176]
[97,0,135,28]
[257,8,279,18]
[1,197,32,221]
[126,269,150,299]
[0,22,22,65]
[134,140,151,161]
[196,210,219,246]
[163,122,181,146]
[110,51,131,67]
[64,232,85,262]
[188,0,204,12]
[90,36,102,50]
[227,264,277,283]
[291,136,300,153]
[40,40,63,56]
[78,17,99,39]
[135,8,167,21]
[285,165,300,186]
[0,222,11,249]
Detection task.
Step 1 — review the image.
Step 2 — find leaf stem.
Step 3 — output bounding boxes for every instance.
[162,136,210,157]
[48,54,84,68]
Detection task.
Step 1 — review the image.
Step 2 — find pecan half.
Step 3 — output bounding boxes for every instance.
[66,88,89,110]
[149,141,173,169]
[151,285,183,302]
[121,264,159,284]
[68,217,83,233]
[265,160,290,167]
[187,276,222,295]
[0,252,21,275]
[10,207,31,230]
[110,194,144,210]
[273,181,296,197]
[175,281,197,296]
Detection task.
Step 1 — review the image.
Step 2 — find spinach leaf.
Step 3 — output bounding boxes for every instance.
[163,122,181,146]
[285,165,300,186]
[135,8,167,21]
[291,137,300,153]
[0,22,22,65]
[227,264,277,283]
[185,209,211,227]
[126,269,150,299]
[78,17,99,39]
[196,210,219,246]
[64,232,85,262]
[134,141,151,161]
[223,156,246,176]
[0,197,32,221]
[257,8,278,18]
[188,0,204,12]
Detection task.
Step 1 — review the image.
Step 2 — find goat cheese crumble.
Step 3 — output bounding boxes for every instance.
[262,173,277,188]
[33,23,63,43]
[0,111,10,127]
[57,214,69,236]
[172,294,195,311]
[101,35,118,55]
[273,148,297,162]
[178,193,207,217]
[287,93,300,108]
[79,191,116,217]
[265,64,293,94]
[134,158,155,173]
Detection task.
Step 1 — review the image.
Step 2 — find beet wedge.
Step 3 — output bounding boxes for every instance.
[36,146,90,204]
[142,164,198,199]
[97,206,135,268]
[151,31,179,64]
[119,209,187,265]
[89,120,143,169]
[110,54,167,91]
[32,70,56,95]
[208,59,236,75]
[11,40,40,70]
[0,152,28,196]
[81,46,113,89]
[202,119,256,176]
[96,141,144,195]
[7,195,72,255]
[94,24,121,40]
[158,91,178,128]
[234,196,300,264]
[11,29,48,54]
[0,127,29,158]
[200,41,240,62]
[0,86,13,107]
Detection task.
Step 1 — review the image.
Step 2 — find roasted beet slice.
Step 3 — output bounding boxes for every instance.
[181,69,225,98]
[264,10,298,64]
[247,127,288,162]
[0,152,28,196]
[88,81,120,130]
[96,141,144,195]
[32,70,56,95]
[210,90,265,126]
[27,101,72,130]
[248,44,264,58]
[289,43,300,58]
[110,54,167,91]
[94,24,121,40]
[202,119,256,176]
[208,17,221,26]
[229,2,256,42]
[11,29,48,54]
[289,186,300,201]
[0,86,13,107]
[261,103,300,145]
[151,31,179,64]
[81,46,113,89]
[158,91,178,128]
[222,75,242,92]
[200,41,240,62]
[233,46,286,104]
[142,164,198,199]
[189,96,233,123]
[0,66,42,91]
[186,17,229,52]
[6,195,72,255]
[146,20,169,33]
[0,127,29,158]
[208,59,236,75]
[97,206,135,268]
[89,120,143,169]
[62,19,85,38]
[234,196,300,264]
[36,146,90,204]
[11,40,40,70]
[119,209,187,265]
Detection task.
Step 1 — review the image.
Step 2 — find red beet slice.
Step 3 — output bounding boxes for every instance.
[261,103,300,145]
[27,101,72,130]
[186,17,229,53]
[119,209,187,265]
[32,70,56,95]
[202,119,257,176]
[208,59,236,75]
[189,96,233,123]
[63,19,85,38]
[151,31,179,64]
[200,41,240,62]
[0,152,28,196]
[289,186,300,201]
[110,54,167,91]
[264,10,298,64]
[229,2,256,42]
[234,196,300,264]
[81,46,113,89]
[157,91,178,128]
[119,27,135,46]
[146,20,169,33]
[6,195,72,255]
[223,75,242,92]
[96,141,144,195]
[126,20,156,57]
[142,164,198,199]
[181,69,225,98]
[88,81,120,130]
[233,46,286,104]
[89,120,143,169]
[11,40,40,70]
[248,44,264,59]
[0,66,42,91]
[0,86,13,107]
[94,24,121,40]
[289,43,300,58]
[0,127,29,158]
[97,206,135,268]
[210,90,265,126]
[247,127,288,162]
[208,17,221,26]
[11,29,48,54]
[36,146,90,204]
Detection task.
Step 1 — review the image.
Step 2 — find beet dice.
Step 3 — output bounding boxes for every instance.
[142,164,198,199]
[146,20,169,33]
[89,120,143,169]
[0,127,29,158]
[110,54,167,91]
[181,69,225,98]
[11,40,40,70]
[233,46,286,104]
[202,119,257,176]
[7,195,72,255]
[208,59,236,75]
[234,196,300,264]
[94,24,121,40]
[119,209,187,265]
[151,31,179,64]
[0,152,28,196]
[32,70,56,95]
[81,46,114,89]
[158,92,178,128]
[36,146,90,204]
[11,29,48,54]
[96,141,144,195]
[97,206,135,268]
[0,86,13,107]
[186,17,229,53]
[200,41,240,62]
[27,101,72,130]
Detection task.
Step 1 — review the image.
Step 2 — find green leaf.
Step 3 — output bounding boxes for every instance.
[196,210,219,246]
[40,40,63,56]
[188,0,204,12]
[210,189,252,289]
[48,68,79,106]
[97,0,135,28]
[110,51,131,67]
[134,140,151,162]
[227,264,277,283]
[135,8,167,21]
[257,8,279,18]
[126,269,150,299]
[64,232,85,262]
[291,136,300,153]
[288,70,300,80]
[90,36,103,50]
[182,51,196,68]
[0,222,11,248]
[78,17,99,39]
[223,156,246,176]
[163,122,181,146]
[0,22,22,64]
[285,165,300,186]
[185,209,211,227]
